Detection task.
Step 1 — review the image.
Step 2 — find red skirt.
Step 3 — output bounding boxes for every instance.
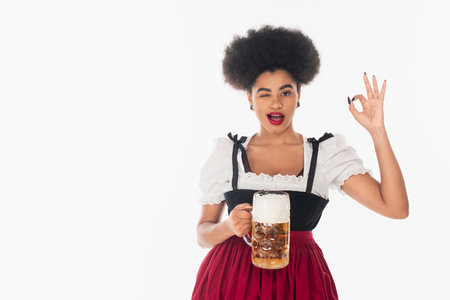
[192,231,338,300]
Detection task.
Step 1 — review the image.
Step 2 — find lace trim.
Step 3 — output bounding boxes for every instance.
[334,168,373,195]
[236,172,305,192]
[242,171,304,183]
[198,172,307,204]
[198,194,225,205]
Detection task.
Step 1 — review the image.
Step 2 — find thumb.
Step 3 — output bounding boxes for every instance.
[242,203,253,213]
[237,202,252,209]
[348,98,359,119]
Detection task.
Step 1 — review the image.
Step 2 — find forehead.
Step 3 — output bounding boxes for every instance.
[253,69,295,87]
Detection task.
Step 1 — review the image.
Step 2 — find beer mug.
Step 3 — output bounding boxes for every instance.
[243,190,290,269]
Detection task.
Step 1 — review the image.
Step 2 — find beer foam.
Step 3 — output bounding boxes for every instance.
[252,192,290,223]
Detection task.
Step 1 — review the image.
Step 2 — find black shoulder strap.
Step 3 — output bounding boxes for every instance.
[227,132,249,190]
[305,132,334,193]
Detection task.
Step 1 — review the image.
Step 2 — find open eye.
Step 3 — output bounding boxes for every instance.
[282,91,291,96]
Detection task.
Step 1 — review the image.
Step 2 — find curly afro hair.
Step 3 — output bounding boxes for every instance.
[222,25,320,94]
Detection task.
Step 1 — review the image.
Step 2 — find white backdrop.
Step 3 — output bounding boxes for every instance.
[1,0,449,299]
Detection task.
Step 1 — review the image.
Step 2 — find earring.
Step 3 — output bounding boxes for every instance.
[296,102,300,108]
[250,103,253,110]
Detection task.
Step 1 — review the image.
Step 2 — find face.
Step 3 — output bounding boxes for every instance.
[246,69,300,133]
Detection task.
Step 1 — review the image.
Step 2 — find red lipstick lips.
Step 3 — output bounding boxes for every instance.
[267,112,285,125]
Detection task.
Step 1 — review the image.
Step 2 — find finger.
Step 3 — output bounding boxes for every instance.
[240,221,252,228]
[348,97,361,117]
[235,210,252,219]
[232,208,251,216]
[236,221,252,230]
[363,73,374,99]
[353,94,368,106]
[235,203,252,209]
[234,203,253,211]
[380,80,386,101]
[236,223,252,234]
[372,75,379,98]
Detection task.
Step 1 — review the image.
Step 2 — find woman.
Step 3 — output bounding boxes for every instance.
[192,25,409,300]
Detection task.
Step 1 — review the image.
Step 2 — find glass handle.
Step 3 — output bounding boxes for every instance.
[242,233,252,247]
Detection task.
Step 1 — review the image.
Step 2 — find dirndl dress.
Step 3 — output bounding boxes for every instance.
[192,132,339,300]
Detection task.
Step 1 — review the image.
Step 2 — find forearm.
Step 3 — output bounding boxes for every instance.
[197,219,235,249]
[369,126,409,218]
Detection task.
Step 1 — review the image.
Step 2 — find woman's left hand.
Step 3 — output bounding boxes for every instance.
[348,73,387,133]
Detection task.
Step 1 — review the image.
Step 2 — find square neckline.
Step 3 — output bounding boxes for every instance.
[240,133,306,178]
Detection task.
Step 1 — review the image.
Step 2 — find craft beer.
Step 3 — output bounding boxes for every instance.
[244,191,290,269]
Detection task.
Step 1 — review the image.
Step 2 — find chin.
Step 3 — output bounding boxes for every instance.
[262,124,290,133]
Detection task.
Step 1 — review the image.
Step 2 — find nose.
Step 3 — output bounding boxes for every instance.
[270,96,282,109]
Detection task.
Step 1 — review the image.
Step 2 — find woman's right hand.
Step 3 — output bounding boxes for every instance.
[226,203,253,237]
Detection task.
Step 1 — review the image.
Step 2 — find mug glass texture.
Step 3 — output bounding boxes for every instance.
[244,190,290,269]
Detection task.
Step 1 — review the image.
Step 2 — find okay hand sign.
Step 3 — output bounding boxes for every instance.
[348,73,387,133]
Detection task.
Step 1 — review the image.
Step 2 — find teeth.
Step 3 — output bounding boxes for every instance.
[268,114,284,121]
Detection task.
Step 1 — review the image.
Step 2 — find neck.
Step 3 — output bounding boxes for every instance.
[254,123,302,146]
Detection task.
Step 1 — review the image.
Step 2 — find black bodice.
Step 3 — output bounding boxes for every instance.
[224,132,334,231]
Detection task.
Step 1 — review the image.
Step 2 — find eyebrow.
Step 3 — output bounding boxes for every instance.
[256,84,294,94]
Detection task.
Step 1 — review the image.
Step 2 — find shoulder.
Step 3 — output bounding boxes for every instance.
[209,136,231,152]
[316,132,350,153]
[201,131,252,170]
[205,132,241,152]
[304,132,347,153]
[201,135,232,168]
[200,132,247,172]
[316,132,344,144]
[316,132,360,168]
[314,132,373,191]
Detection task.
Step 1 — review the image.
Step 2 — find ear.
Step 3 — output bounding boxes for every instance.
[246,90,252,105]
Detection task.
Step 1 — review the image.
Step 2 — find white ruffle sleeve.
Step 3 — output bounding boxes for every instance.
[197,137,232,205]
[319,133,373,196]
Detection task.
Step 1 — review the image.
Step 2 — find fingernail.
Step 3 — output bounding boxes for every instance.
[373,75,375,78]
[364,72,366,75]
[347,96,351,104]
[351,96,355,101]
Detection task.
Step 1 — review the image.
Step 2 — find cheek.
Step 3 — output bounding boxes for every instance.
[258,111,267,119]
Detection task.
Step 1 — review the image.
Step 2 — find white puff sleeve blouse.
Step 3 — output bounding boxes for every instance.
[197,137,232,205]
[318,133,373,196]
[197,132,374,204]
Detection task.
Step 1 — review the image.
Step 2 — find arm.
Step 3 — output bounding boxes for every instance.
[340,126,409,219]
[343,73,409,219]
[197,202,253,248]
